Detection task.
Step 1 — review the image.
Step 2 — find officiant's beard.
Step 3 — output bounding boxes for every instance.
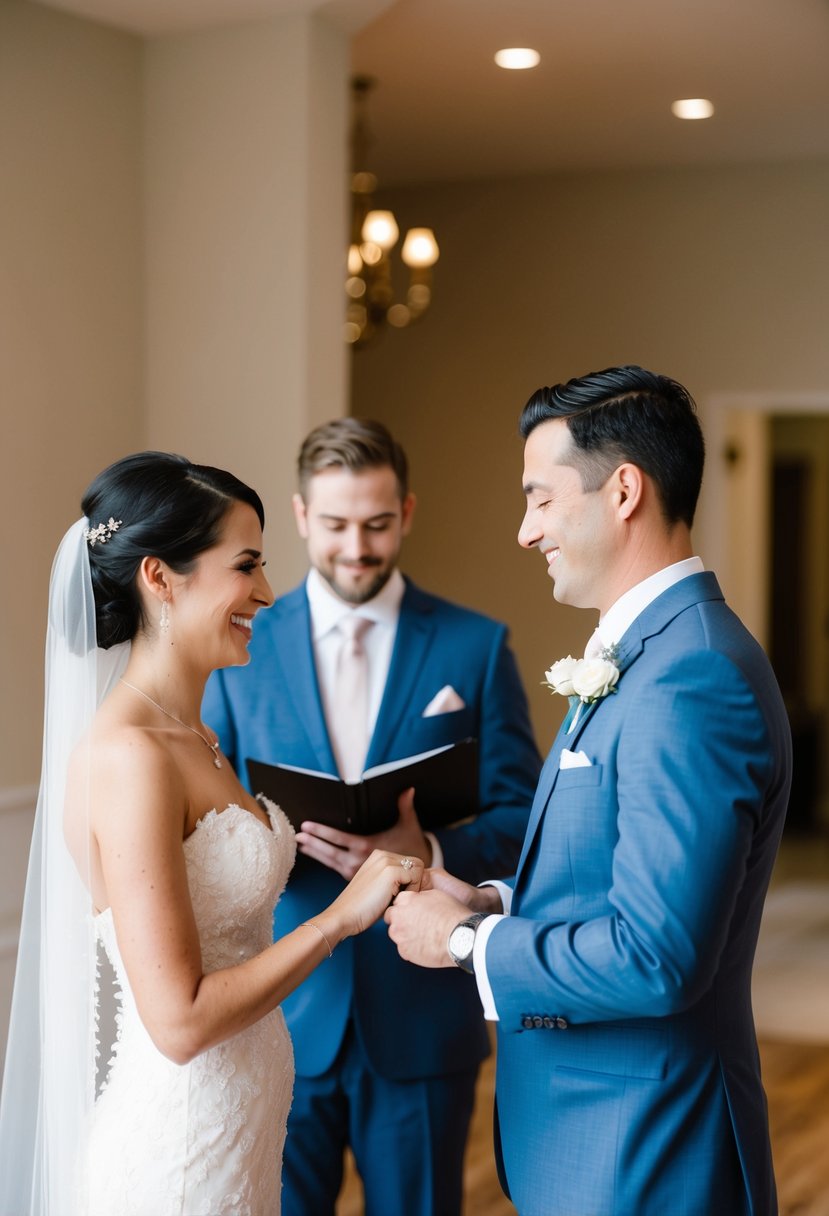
[318,558,393,605]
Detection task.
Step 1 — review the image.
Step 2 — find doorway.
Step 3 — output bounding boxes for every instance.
[707,399,829,834]
[768,416,829,831]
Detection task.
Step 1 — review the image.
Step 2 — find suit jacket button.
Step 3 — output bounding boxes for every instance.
[555,1017,568,1030]
[521,1015,534,1029]
[542,1016,555,1029]
[532,1015,544,1028]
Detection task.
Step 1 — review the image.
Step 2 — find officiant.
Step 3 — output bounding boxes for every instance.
[203,416,540,1216]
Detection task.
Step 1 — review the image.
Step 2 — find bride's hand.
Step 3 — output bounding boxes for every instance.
[325,850,424,938]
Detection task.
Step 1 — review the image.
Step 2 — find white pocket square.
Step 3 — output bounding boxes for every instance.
[559,748,593,770]
[422,685,466,717]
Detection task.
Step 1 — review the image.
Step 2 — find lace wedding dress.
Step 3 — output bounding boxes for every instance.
[85,800,296,1216]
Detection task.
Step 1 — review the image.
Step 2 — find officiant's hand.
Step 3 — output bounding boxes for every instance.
[295,788,432,880]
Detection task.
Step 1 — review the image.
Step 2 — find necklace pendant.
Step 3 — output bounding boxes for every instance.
[213,756,223,769]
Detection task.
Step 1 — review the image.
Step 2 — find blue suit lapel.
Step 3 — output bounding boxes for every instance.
[272,587,338,774]
[516,628,645,877]
[364,582,437,768]
[513,573,722,890]
[512,683,609,884]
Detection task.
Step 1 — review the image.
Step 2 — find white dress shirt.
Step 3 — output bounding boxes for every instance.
[306,566,405,743]
[473,556,705,1020]
[305,568,444,864]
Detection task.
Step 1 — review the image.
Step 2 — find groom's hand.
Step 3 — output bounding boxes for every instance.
[295,787,431,880]
[385,888,473,968]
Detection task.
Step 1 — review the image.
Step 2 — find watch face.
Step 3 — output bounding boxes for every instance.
[450,924,476,959]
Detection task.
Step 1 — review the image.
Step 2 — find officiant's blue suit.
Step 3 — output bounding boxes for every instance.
[487,572,791,1216]
[203,578,539,1213]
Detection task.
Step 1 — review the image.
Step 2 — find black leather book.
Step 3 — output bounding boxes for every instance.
[246,738,478,835]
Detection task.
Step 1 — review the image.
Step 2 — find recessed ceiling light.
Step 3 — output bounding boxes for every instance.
[494,48,541,71]
[671,98,715,120]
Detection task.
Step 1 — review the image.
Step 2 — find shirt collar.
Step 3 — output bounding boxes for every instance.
[305,566,405,640]
[597,556,704,650]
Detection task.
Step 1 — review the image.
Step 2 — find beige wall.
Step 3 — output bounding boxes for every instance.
[0,0,350,784]
[351,161,829,746]
[0,0,145,1077]
[0,0,350,1073]
[144,13,348,581]
[0,0,145,785]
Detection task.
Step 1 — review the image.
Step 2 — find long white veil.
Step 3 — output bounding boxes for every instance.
[0,519,128,1215]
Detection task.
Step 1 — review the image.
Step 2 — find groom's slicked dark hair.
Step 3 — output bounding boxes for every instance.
[520,365,705,528]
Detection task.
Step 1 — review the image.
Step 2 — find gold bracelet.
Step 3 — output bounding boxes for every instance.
[299,921,333,958]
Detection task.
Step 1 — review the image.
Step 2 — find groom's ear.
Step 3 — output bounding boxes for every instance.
[613,463,644,521]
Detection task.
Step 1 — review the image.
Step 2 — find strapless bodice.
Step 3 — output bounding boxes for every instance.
[88,798,296,1216]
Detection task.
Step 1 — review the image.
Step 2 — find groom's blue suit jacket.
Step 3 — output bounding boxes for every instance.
[203,578,540,1080]
[487,572,791,1216]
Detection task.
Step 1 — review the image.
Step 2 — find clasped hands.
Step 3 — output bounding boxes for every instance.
[296,788,501,967]
[385,865,501,968]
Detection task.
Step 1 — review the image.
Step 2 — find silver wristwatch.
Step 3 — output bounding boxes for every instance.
[447,913,486,974]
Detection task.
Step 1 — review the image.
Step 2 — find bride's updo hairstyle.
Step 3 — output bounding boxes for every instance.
[81,451,265,650]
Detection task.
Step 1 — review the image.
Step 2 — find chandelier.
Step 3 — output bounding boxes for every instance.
[345,77,439,348]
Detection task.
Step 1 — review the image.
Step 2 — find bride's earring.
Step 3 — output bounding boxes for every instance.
[160,599,170,634]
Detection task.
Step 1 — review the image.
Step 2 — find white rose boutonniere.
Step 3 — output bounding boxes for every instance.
[542,655,580,697]
[543,644,621,733]
[572,655,620,703]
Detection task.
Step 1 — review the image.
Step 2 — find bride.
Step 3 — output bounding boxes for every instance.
[0,451,422,1215]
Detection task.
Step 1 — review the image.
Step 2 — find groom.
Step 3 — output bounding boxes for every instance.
[387,365,792,1216]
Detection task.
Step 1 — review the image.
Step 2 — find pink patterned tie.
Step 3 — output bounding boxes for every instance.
[330,615,373,782]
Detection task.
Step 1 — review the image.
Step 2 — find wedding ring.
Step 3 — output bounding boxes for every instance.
[400,857,414,871]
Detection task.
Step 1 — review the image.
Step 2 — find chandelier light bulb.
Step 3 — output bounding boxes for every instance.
[346,77,438,346]
[671,98,715,120]
[361,210,399,250]
[401,229,440,268]
[387,304,411,328]
[494,47,540,70]
[359,241,383,266]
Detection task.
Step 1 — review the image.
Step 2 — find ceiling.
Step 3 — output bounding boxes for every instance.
[32,0,829,185]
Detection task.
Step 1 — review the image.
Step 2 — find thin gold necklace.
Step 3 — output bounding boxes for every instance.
[120,678,223,769]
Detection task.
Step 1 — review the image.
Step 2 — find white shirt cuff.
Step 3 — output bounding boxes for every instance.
[472,914,506,1021]
[425,831,443,870]
[483,879,512,916]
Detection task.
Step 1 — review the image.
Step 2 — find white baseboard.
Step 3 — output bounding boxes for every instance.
[0,785,38,1077]
[0,784,37,956]
[0,784,38,815]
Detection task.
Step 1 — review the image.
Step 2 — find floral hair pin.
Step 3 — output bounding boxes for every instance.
[543,644,620,734]
[84,517,122,546]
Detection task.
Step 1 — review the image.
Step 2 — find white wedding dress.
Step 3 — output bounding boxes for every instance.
[85,800,296,1216]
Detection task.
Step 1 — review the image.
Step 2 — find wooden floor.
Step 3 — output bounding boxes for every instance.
[337,1038,829,1215]
[762,1039,829,1216]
